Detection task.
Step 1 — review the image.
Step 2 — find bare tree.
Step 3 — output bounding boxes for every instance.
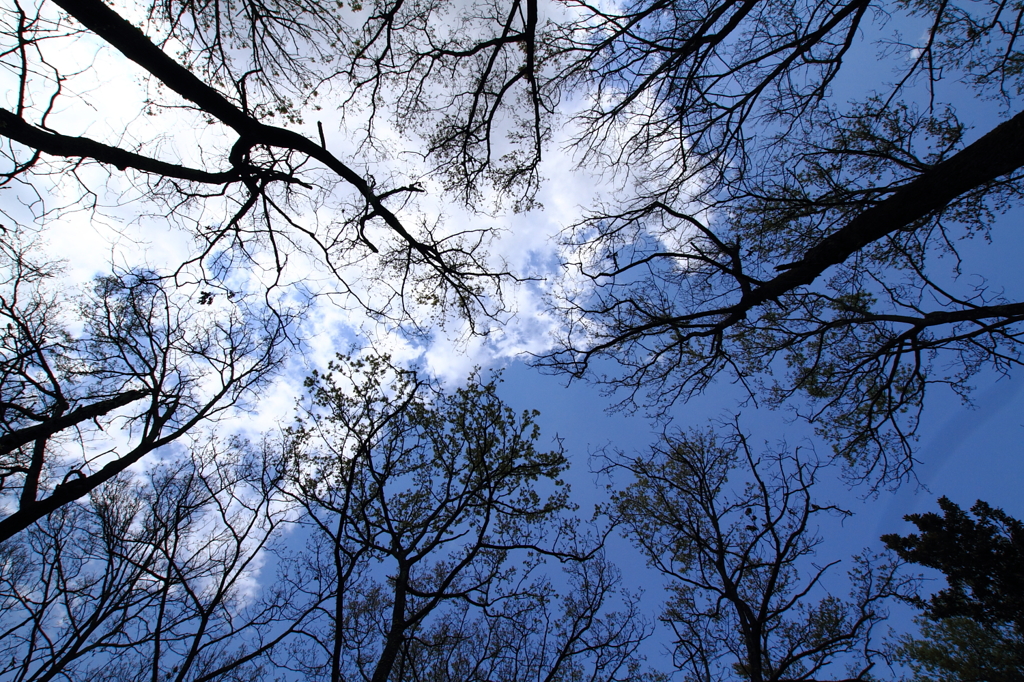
[0,0,512,327]
[0,234,287,541]
[606,422,916,682]
[274,354,655,682]
[0,440,308,682]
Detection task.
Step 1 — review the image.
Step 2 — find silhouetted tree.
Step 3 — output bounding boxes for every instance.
[883,496,1024,631]
[536,0,1024,485]
[884,497,1024,682]
[1,0,512,330]
[893,616,1024,682]
[607,422,915,682]
[276,355,655,682]
[8,0,1024,490]
[0,234,287,541]
[0,441,308,682]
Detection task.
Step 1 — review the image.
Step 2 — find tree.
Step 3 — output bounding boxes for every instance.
[1,0,510,328]
[892,616,1024,682]
[883,498,1024,682]
[275,354,654,682]
[606,422,914,682]
[7,0,1024,493]
[285,0,1024,474]
[529,0,1024,484]
[0,0,529,534]
[0,440,309,682]
[0,352,658,681]
[0,233,287,542]
[230,0,1021,486]
[882,496,1024,631]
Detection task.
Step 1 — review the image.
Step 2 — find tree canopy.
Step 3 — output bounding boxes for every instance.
[540,0,1024,483]
[0,236,287,542]
[0,355,656,682]
[607,422,914,682]
[4,0,1024,491]
[884,498,1024,682]
[276,355,652,682]
[2,0,1024,677]
[883,497,1024,631]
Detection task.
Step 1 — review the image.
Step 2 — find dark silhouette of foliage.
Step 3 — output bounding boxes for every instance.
[884,498,1024,682]
[893,616,1024,682]
[883,497,1024,631]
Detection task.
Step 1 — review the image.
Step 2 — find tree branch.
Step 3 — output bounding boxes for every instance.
[0,108,242,183]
